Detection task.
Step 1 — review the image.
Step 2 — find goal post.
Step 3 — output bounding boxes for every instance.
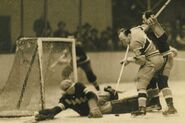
[0,37,78,117]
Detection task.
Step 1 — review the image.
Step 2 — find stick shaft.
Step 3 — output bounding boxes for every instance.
[154,0,171,18]
[50,49,67,68]
[144,0,171,31]
[174,57,185,62]
[115,45,130,91]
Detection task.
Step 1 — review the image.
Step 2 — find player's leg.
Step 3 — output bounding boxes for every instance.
[131,65,153,116]
[158,55,177,115]
[80,60,100,90]
[132,56,163,116]
[146,76,162,111]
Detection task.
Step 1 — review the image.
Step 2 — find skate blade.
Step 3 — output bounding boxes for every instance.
[163,112,178,117]
[131,114,147,118]
[146,108,162,112]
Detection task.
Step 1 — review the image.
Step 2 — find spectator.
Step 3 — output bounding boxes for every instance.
[99,31,109,50]
[89,28,99,51]
[105,27,114,50]
[33,14,52,37]
[53,21,69,37]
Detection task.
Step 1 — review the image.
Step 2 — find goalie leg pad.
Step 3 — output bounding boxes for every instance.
[110,96,139,114]
[88,99,103,118]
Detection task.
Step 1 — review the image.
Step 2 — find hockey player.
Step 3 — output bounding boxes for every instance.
[118,26,164,116]
[35,79,140,121]
[35,79,102,121]
[75,42,100,90]
[142,11,177,115]
[60,40,100,90]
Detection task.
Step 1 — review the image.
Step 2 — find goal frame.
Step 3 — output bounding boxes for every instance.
[37,37,78,109]
[0,37,78,118]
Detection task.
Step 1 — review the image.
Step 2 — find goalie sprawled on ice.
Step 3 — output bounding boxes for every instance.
[35,79,159,121]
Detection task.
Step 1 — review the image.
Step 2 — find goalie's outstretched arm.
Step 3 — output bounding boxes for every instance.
[35,103,65,121]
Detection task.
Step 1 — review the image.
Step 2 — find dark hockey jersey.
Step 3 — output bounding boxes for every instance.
[59,82,97,116]
[145,28,170,56]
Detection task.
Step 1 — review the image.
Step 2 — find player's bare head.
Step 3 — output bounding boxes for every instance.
[118,28,131,45]
[142,11,153,23]
[60,79,75,94]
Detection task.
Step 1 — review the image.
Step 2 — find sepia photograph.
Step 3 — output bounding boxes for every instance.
[0,0,184,123]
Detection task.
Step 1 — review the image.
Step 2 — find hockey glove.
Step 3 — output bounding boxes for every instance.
[35,109,55,121]
[104,86,118,100]
[120,57,135,66]
[170,46,178,57]
[35,106,62,121]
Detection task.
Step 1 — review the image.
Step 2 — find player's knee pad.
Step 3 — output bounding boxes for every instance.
[136,80,148,91]
[157,75,169,90]
[136,72,153,90]
[161,87,172,99]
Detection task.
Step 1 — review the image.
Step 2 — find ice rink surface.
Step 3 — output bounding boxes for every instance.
[0,81,184,123]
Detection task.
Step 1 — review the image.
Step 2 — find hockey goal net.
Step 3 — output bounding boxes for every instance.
[0,37,77,117]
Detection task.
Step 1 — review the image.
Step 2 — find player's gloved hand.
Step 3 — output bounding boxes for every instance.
[35,109,55,121]
[120,57,135,66]
[170,46,178,57]
[104,86,118,100]
[146,15,158,26]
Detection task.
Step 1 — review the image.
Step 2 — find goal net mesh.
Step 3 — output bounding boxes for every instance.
[0,37,77,117]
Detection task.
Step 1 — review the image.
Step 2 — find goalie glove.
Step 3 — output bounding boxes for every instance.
[35,109,55,121]
[35,106,62,121]
[88,99,103,118]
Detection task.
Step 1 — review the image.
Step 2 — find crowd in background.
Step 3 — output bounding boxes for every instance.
[33,15,185,51]
[33,16,119,51]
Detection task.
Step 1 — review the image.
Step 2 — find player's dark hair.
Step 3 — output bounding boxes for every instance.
[118,28,131,37]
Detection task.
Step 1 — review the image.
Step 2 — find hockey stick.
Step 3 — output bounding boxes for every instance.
[174,57,185,62]
[114,45,130,94]
[154,0,171,18]
[143,0,171,30]
[49,49,68,69]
